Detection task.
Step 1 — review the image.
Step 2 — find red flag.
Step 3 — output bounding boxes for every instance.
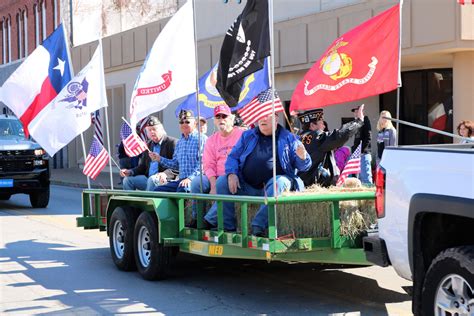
[119,122,148,157]
[83,138,109,180]
[238,88,284,125]
[458,0,474,4]
[290,4,400,113]
[336,144,361,186]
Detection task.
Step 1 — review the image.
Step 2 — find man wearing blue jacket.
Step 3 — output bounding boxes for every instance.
[204,113,311,236]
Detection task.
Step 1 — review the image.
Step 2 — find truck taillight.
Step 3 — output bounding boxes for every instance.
[375,166,386,218]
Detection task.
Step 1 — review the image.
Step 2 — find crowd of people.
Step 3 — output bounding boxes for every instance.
[117,104,472,236]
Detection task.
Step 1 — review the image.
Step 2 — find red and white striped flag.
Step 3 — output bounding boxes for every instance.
[238,88,284,125]
[83,138,109,180]
[458,0,474,4]
[120,122,148,157]
[137,117,149,141]
[336,144,362,186]
[91,110,104,145]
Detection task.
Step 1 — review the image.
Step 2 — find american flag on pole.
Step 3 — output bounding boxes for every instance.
[238,88,284,125]
[336,144,362,186]
[83,138,109,180]
[120,122,148,157]
[91,110,104,145]
[137,117,149,141]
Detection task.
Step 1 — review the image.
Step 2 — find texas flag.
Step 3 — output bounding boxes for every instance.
[0,24,72,137]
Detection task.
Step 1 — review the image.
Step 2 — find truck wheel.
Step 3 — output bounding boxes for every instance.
[29,188,50,208]
[421,246,474,316]
[109,207,136,271]
[134,211,171,280]
[0,194,11,200]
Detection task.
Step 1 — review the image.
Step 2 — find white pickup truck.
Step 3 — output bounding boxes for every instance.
[363,143,474,316]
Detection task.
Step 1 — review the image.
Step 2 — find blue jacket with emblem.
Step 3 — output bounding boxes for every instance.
[225,125,312,191]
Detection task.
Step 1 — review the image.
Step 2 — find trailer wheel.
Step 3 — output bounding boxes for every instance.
[134,211,171,280]
[421,246,474,316]
[109,207,136,271]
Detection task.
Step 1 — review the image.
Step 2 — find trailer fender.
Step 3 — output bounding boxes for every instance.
[106,196,179,242]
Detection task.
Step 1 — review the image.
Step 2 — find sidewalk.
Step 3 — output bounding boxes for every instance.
[50,168,123,189]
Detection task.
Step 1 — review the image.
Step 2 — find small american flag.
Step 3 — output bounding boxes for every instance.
[336,143,362,186]
[91,110,104,145]
[138,117,149,141]
[120,122,148,157]
[238,88,284,125]
[83,138,109,180]
[458,0,474,4]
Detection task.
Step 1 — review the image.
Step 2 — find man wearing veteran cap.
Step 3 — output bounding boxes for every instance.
[189,105,243,228]
[297,105,365,187]
[152,110,207,193]
[120,116,178,191]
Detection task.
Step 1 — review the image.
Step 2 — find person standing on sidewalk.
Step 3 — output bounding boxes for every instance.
[351,106,373,185]
[120,116,177,191]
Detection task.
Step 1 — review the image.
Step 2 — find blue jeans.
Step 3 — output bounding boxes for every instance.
[123,175,156,191]
[360,154,373,185]
[154,179,190,193]
[190,176,211,218]
[204,175,292,231]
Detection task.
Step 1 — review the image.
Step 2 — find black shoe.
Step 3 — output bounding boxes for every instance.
[252,226,265,237]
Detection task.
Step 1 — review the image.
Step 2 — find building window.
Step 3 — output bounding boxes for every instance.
[17,13,22,59]
[23,10,28,56]
[7,17,11,63]
[42,1,47,40]
[2,20,5,64]
[53,0,58,29]
[380,69,454,145]
[34,5,39,47]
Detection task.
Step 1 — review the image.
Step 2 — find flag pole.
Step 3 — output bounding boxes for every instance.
[98,39,114,190]
[395,0,403,146]
[268,0,278,238]
[62,20,91,190]
[191,0,204,194]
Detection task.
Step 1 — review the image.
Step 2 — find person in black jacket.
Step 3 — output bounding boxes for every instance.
[350,106,373,185]
[297,105,365,187]
[120,116,178,191]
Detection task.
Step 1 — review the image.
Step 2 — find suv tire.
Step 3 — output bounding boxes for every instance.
[29,187,50,208]
[421,246,474,316]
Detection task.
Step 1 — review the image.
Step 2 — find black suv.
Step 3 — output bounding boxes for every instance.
[0,114,50,207]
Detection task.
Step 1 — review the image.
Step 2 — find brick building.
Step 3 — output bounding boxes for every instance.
[0,0,60,64]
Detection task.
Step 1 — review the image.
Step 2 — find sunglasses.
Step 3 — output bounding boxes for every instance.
[215,114,228,119]
[179,120,191,125]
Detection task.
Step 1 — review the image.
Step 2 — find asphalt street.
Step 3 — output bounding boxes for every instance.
[0,185,413,315]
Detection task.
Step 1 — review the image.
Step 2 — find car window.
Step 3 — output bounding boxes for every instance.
[0,119,26,139]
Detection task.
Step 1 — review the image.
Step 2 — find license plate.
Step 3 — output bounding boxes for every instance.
[0,179,13,188]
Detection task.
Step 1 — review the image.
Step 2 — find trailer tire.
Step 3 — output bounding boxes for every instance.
[134,211,171,280]
[421,246,474,316]
[109,207,136,271]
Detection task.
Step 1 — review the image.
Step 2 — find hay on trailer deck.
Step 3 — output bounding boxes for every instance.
[185,184,376,240]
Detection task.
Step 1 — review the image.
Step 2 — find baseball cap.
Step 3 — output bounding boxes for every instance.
[178,110,195,120]
[214,105,232,116]
[146,115,162,127]
[198,116,207,123]
[350,106,360,112]
[298,109,324,124]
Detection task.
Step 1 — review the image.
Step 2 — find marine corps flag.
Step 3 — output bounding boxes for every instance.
[290,4,401,113]
[216,0,270,107]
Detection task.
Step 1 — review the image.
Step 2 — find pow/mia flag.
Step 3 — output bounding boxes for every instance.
[216,0,270,107]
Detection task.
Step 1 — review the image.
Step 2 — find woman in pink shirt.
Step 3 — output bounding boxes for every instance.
[189,105,243,227]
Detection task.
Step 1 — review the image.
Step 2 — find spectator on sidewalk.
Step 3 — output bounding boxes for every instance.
[351,106,373,185]
[376,110,397,163]
[120,116,177,191]
[189,105,243,228]
[153,110,207,193]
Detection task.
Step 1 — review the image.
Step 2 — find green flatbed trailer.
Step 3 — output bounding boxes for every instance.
[77,189,375,280]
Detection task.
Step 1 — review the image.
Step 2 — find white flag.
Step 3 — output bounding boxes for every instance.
[129,0,196,128]
[29,43,108,156]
